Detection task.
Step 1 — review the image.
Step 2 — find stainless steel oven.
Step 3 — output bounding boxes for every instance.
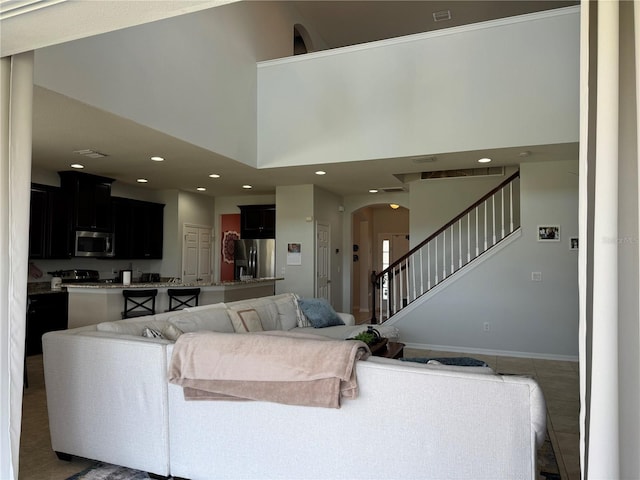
[74,230,114,257]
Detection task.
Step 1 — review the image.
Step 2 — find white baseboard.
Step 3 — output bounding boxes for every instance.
[402,342,579,362]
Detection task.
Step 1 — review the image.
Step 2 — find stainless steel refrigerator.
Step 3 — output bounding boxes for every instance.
[234,239,276,280]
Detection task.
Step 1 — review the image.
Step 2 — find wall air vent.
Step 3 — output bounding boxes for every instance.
[421,166,504,180]
[381,187,406,193]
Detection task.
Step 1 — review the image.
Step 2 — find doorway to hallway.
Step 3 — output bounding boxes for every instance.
[351,204,409,318]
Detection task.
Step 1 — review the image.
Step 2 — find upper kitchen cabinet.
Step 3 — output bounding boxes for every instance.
[112,197,164,259]
[29,184,71,259]
[239,204,276,239]
[59,171,114,232]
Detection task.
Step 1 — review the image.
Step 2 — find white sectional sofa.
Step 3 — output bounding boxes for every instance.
[42,293,547,480]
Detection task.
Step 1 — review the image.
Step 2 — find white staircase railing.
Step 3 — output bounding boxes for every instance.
[371,171,521,324]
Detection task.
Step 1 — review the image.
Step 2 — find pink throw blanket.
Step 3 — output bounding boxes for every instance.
[168,330,370,409]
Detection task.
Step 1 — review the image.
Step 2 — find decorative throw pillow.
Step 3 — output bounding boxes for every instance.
[297,298,344,329]
[163,323,185,341]
[293,294,311,328]
[227,308,264,333]
[142,326,165,339]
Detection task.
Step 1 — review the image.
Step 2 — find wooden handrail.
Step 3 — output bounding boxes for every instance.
[373,170,520,285]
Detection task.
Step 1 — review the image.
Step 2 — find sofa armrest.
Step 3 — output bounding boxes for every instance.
[42,330,171,476]
[337,312,355,326]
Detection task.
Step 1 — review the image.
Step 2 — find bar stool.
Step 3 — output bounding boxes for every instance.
[122,289,158,318]
[167,288,201,311]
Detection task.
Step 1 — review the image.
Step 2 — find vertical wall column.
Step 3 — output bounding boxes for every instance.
[0,51,34,480]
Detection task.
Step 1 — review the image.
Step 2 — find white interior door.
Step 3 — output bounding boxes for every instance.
[197,228,212,283]
[315,222,330,301]
[182,224,212,283]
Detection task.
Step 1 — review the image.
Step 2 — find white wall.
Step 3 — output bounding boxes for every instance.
[275,185,315,297]
[394,160,579,359]
[33,1,302,167]
[409,166,519,245]
[257,7,579,168]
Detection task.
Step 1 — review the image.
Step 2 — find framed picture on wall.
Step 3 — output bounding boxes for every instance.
[537,225,560,242]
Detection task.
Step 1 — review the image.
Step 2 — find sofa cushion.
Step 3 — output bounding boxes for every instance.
[227,308,264,333]
[271,293,301,331]
[291,324,400,341]
[163,323,185,341]
[297,298,344,328]
[97,319,170,336]
[168,306,234,333]
[226,298,281,331]
[142,326,165,339]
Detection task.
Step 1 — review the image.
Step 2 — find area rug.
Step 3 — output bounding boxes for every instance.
[538,432,561,480]
[66,463,150,480]
[66,438,559,480]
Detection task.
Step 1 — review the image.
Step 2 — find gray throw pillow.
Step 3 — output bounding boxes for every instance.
[297,298,344,328]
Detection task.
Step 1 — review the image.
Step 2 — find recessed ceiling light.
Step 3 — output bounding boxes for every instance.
[209,173,220,178]
[196,187,206,191]
[150,156,164,162]
[242,184,252,189]
[369,189,378,193]
[519,151,531,157]
[478,158,492,163]
[70,163,84,169]
[137,178,148,183]
[315,170,326,175]
[389,204,400,210]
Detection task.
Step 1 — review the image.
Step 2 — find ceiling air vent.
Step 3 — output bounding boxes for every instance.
[432,10,452,22]
[380,187,406,193]
[421,166,504,180]
[73,149,109,159]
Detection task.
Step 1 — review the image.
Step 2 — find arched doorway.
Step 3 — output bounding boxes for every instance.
[293,24,314,55]
[351,204,409,323]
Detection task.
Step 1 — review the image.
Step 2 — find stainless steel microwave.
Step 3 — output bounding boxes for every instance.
[74,230,115,257]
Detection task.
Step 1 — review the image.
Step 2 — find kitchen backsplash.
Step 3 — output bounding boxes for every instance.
[28,258,164,283]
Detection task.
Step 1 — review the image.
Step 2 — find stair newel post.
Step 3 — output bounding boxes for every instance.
[370,270,378,324]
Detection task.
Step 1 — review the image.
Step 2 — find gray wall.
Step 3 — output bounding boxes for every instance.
[392,160,579,359]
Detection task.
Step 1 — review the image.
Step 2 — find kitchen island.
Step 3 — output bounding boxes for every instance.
[64,278,281,328]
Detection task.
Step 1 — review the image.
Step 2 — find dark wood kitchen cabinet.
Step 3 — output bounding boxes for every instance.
[59,171,114,232]
[26,292,68,356]
[29,184,71,259]
[239,204,275,239]
[112,197,164,259]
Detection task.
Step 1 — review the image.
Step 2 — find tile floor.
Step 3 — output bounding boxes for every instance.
[19,342,580,480]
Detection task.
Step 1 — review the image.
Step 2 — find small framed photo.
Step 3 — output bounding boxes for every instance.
[570,237,579,250]
[538,225,560,242]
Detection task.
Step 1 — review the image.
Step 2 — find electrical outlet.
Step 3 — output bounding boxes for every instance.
[531,272,542,282]
[483,322,490,332]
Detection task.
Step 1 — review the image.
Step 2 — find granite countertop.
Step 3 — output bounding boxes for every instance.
[61,277,283,289]
[27,282,67,295]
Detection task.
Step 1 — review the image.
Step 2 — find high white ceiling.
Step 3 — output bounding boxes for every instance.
[3,0,579,197]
